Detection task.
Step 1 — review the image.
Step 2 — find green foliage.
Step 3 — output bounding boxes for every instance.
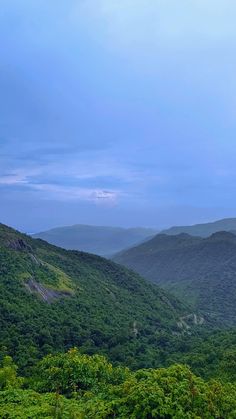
[1,350,236,418]
[35,348,129,396]
[161,329,236,383]
[2,222,236,418]
[1,222,236,385]
[0,356,23,390]
[0,389,83,418]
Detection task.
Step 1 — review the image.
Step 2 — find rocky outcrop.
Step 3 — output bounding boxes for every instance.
[8,238,32,252]
[177,313,204,330]
[25,278,72,303]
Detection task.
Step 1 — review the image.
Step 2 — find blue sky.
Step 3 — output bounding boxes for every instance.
[1,0,236,231]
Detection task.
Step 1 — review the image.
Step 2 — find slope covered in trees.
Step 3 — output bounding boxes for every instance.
[0,223,195,372]
[2,222,236,417]
[113,231,236,326]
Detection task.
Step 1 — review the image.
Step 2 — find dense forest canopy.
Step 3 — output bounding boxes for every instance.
[1,349,236,418]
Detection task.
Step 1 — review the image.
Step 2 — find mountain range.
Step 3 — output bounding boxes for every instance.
[113,231,236,326]
[161,217,236,237]
[0,222,196,371]
[32,224,158,256]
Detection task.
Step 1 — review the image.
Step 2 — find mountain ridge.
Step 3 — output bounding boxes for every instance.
[160,217,236,237]
[32,224,158,256]
[113,230,236,326]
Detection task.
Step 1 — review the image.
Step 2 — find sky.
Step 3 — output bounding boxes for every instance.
[1,0,236,232]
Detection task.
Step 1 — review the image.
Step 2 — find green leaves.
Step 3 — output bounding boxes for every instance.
[23,350,236,418]
[35,348,129,396]
[0,356,23,390]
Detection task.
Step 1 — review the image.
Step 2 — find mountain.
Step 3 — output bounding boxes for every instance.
[161,217,236,237]
[113,231,236,326]
[32,224,158,256]
[0,223,195,371]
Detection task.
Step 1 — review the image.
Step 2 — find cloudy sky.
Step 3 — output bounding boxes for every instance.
[1,0,236,232]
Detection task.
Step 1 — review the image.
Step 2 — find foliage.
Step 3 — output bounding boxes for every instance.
[0,356,23,390]
[0,389,82,418]
[1,350,236,418]
[1,224,236,416]
[34,348,129,396]
[1,223,236,384]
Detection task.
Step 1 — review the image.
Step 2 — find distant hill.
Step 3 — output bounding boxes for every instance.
[0,222,193,371]
[32,224,158,256]
[160,217,236,237]
[113,231,236,326]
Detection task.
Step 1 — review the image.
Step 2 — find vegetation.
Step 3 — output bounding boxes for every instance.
[32,224,157,256]
[113,231,236,325]
[1,349,236,418]
[0,223,193,373]
[2,222,236,416]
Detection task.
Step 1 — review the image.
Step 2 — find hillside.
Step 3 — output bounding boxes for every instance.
[32,224,157,256]
[0,223,195,371]
[160,217,236,237]
[113,231,236,326]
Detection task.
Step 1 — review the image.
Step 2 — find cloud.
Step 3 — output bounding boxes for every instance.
[0,163,121,205]
[0,173,28,185]
[31,183,119,205]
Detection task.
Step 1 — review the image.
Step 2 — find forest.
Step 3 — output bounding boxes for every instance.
[1,348,236,418]
[1,224,236,417]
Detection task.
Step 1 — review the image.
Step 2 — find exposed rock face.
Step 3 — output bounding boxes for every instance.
[177,314,205,330]
[29,253,44,266]
[8,238,32,252]
[25,278,72,303]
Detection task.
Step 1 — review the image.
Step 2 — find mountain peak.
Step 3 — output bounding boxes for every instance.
[207,231,236,241]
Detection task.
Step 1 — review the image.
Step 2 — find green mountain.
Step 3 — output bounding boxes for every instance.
[0,223,194,371]
[161,217,236,237]
[2,223,236,418]
[32,224,158,256]
[113,231,236,326]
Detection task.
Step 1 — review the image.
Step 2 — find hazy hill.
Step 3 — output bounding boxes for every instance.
[113,231,236,326]
[160,217,236,237]
[32,224,157,256]
[0,223,193,371]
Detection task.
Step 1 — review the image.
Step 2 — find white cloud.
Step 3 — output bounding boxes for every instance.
[32,183,119,205]
[0,174,27,185]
